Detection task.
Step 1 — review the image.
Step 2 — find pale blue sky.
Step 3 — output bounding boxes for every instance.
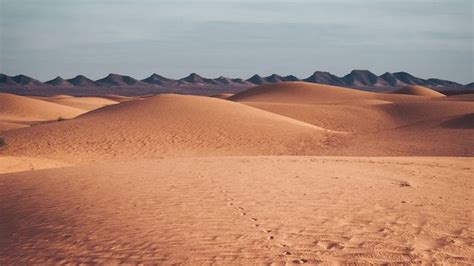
[0,0,472,83]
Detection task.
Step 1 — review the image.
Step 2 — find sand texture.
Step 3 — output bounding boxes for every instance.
[0,82,472,264]
[1,157,472,264]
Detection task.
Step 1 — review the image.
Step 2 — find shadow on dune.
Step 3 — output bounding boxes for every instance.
[440,113,474,129]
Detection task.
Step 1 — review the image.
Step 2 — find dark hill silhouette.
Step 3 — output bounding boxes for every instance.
[67,75,96,86]
[342,70,388,86]
[283,75,300,82]
[180,73,217,84]
[427,78,462,87]
[304,71,345,86]
[247,74,267,85]
[215,76,233,85]
[11,74,43,85]
[0,74,17,85]
[142,73,177,86]
[231,78,248,84]
[392,72,435,86]
[45,76,73,86]
[0,71,471,96]
[96,73,143,86]
[264,74,285,83]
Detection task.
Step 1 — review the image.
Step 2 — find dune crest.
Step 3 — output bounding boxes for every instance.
[394,85,445,97]
[38,96,119,111]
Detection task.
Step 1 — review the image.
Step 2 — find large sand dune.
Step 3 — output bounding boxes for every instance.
[1,94,332,163]
[231,82,473,155]
[229,82,437,104]
[247,99,474,133]
[2,86,473,163]
[1,157,472,264]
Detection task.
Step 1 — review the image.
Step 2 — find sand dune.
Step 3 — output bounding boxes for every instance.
[229,82,474,156]
[38,95,119,111]
[210,93,233,99]
[247,99,474,133]
[0,121,28,132]
[445,93,474,102]
[0,93,84,123]
[1,157,472,264]
[440,113,474,129]
[1,94,331,163]
[0,93,120,133]
[102,95,141,102]
[2,89,473,164]
[246,102,394,132]
[0,81,472,264]
[394,85,445,97]
[0,156,70,174]
[230,81,439,104]
[229,82,373,103]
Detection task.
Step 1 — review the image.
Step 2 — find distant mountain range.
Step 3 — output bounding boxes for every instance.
[0,70,472,96]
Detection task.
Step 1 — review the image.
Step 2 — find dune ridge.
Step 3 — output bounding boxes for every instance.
[1,94,332,163]
[37,96,119,111]
[394,85,446,97]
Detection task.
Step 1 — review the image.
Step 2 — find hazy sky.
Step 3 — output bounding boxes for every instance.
[0,0,472,83]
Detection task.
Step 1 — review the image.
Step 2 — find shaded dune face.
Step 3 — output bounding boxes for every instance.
[440,113,474,129]
[1,94,331,163]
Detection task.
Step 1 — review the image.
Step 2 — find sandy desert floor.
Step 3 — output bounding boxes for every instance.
[0,82,473,264]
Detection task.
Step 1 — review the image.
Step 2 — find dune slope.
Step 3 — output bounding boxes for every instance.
[394,85,445,97]
[230,82,474,155]
[1,94,332,163]
[229,81,437,104]
[0,93,84,123]
[0,121,28,132]
[247,100,474,132]
[228,82,373,103]
[37,95,119,111]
